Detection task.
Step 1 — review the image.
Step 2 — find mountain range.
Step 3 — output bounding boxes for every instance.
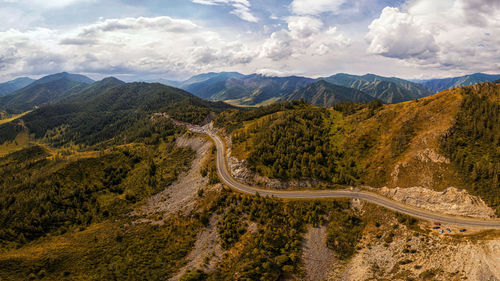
[164,72,435,106]
[1,71,499,113]
[415,73,500,92]
[320,73,434,104]
[177,72,314,106]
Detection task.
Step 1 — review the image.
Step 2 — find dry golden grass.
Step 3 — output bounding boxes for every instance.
[0,131,30,157]
[0,111,31,125]
[0,222,110,260]
[340,89,464,189]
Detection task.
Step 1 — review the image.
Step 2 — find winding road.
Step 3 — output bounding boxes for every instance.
[189,125,500,229]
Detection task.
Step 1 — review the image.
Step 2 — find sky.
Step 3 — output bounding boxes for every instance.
[0,0,499,82]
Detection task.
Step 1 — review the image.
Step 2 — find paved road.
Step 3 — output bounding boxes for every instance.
[190,126,500,229]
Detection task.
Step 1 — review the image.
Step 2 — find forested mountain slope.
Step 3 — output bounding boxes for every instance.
[0,80,235,279]
[0,82,233,149]
[0,78,88,113]
[0,72,95,113]
[216,82,499,214]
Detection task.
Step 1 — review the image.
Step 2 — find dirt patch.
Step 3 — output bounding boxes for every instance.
[375,186,496,218]
[170,214,223,281]
[131,135,211,221]
[302,225,335,281]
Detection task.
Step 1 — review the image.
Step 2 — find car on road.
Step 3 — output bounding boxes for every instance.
[432,226,440,229]
[459,229,467,232]
[433,222,441,226]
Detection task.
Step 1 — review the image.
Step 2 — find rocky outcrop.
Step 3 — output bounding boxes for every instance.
[378,186,496,218]
[415,148,450,164]
[335,220,500,281]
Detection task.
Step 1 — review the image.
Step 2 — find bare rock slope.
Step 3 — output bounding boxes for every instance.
[302,225,335,281]
[132,135,210,219]
[378,186,496,218]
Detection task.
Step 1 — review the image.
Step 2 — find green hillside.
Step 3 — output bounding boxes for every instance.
[216,82,500,213]
[0,82,231,148]
[59,77,125,104]
[0,73,95,114]
[0,78,88,113]
[0,79,356,281]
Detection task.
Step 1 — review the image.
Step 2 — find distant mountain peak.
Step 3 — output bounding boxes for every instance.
[33,72,94,86]
[100,77,125,84]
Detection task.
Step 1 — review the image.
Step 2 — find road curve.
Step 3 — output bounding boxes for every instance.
[190,126,500,229]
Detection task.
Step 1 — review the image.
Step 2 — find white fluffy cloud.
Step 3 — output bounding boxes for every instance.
[0,12,354,80]
[260,16,350,61]
[366,7,439,60]
[287,16,323,39]
[0,16,257,78]
[367,0,500,72]
[1,0,498,81]
[191,0,258,22]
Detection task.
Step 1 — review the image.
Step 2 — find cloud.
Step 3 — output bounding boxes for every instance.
[79,17,198,36]
[0,16,257,79]
[366,7,439,60]
[287,16,323,39]
[191,0,258,22]
[290,0,347,15]
[259,16,351,61]
[260,31,294,61]
[366,0,500,72]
